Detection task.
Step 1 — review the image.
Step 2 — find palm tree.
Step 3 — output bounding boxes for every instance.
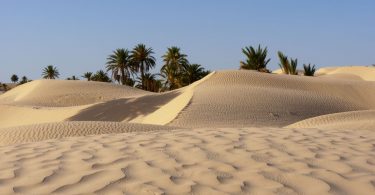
[278,51,290,74]
[82,72,93,81]
[131,44,156,89]
[240,45,271,72]
[160,64,181,90]
[106,48,134,85]
[161,47,189,90]
[42,65,59,79]
[289,58,298,75]
[278,51,298,75]
[10,74,19,83]
[2,83,8,91]
[182,64,210,85]
[67,75,79,80]
[136,73,161,92]
[19,76,28,84]
[91,70,111,82]
[303,64,316,76]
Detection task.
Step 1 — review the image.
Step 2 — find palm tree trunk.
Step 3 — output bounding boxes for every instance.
[140,63,145,89]
[120,67,126,85]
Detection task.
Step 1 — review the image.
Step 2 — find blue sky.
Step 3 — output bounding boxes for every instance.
[0,0,374,81]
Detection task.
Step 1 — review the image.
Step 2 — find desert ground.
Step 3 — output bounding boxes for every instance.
[0,66,374,194]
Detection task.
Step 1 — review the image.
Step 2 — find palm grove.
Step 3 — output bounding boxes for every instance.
[240,45,316,76]
[37,44,210,92]
[3,44,317,92]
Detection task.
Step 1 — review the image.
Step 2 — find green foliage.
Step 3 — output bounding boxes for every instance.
[289,58,298,75]
[106,48,134,86]
[161,47,189,90]
[160,63,182,90]
[240,45,271,72]
[303,64,316,76]
[42,65,59,79]
[278,51,290,74]
[67,75,79,80]
[182,64,210,85]
[278,51,298,75]
[10,74,19,83]
[131,44,156,89]
[82,72,93,81]
[98,45,209,91]
[136,73,161,92]
[19,76,29,84]
[91,70,111,82]
[1,83,8,91]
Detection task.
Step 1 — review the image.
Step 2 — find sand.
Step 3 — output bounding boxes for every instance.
[316,66,375,81]
[0,66,374,194]
[286,110,375,130]
[0,127,373,194]
[0,121,177,146]
[0,79,150,107]
[170,70,375,127]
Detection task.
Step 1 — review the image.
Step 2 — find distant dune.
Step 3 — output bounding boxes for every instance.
[0,79,150,107]
[0,66,374,194]
[316,65,375,81]
[286,109,375,130]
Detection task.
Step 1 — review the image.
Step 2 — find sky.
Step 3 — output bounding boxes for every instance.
[0,0,374,82]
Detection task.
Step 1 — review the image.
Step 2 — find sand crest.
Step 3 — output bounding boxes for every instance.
[0,79,149,107]
[169,70,375,127]
[286,110,375,130]
[316,66,375,81]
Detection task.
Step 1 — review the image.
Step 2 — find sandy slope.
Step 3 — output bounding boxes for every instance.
[0,127,374,194]
[0,121,176,146]
[68,72,214,125]
[169,70,375,127]
[286,110,375,130]
[0,104,86,128]
[0,79,150,107]
[316,66,375,81]
[1,70,375,130]
[0,67,375,194]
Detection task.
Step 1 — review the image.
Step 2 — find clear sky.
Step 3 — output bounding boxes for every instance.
[0,0,374,82]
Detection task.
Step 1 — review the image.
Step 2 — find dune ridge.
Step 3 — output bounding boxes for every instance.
[0,79,150,107]
[316,66,375,81]
[169,70,375,127]
[130,72,215,125]
[286,109,375,130]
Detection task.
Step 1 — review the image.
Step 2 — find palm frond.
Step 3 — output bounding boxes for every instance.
[303,64,316,76]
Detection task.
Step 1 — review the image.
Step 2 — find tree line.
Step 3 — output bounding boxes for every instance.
[2,44,319,93]
[6,44,210,92]
[240,45,316,76]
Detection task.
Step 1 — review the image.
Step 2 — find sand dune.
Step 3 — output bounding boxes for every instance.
[69,72,214,125]
[286,110,375,130]
[0,121,176,146]
[0,127,373,194]
[170,70,375,127]
[0,67,374,194]
[0,79,150,107]
[316,66,375,81]
[0,104,86,128]
[2,70,375,130]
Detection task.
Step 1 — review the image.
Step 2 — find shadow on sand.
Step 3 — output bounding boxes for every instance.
[67,90,181,122]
